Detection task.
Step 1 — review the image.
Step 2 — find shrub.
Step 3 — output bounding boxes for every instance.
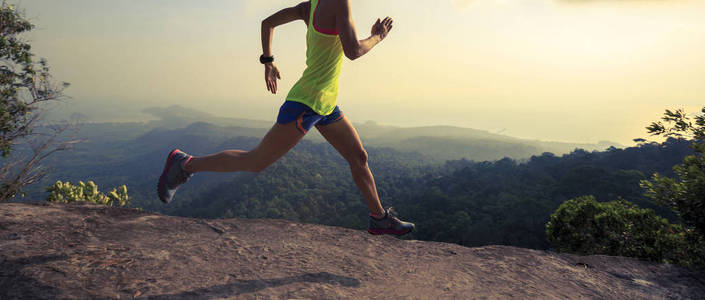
[546,195,704,268]
[46,180,130,208]
[641,107,705,236]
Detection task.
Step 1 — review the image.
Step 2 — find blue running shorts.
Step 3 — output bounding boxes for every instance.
[276,101,344,134]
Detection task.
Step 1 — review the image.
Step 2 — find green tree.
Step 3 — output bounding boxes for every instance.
[47,181,130,208]
[0,1,73,201]
[640,107,705,236]
[546,195,704,267]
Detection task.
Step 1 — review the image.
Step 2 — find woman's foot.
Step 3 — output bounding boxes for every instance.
[157,149,193,203]
[367,207,415,236]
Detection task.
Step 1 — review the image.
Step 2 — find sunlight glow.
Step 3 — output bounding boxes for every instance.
[21,0,705,144]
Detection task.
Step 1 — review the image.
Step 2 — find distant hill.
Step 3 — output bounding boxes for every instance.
[143,105,272,129]
[1,203,702,299]
[354,122,622,161]
[139,106,623,161]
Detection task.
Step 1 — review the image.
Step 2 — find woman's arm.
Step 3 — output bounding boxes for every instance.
[261,2,309,57]
[336,0,393,61]
[261,2,309,94]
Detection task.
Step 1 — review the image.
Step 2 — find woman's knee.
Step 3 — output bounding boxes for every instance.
[347,148,368,169]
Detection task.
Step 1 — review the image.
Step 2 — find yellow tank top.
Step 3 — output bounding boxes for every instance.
[285,0,344,116]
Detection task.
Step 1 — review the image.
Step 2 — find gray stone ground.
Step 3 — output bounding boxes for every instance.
[1,202,704,299]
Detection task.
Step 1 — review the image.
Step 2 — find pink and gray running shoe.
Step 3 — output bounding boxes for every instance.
[157,149,193,204]
[367,207,415,236]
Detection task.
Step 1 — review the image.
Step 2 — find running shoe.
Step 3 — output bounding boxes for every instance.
[157,149,193,204]
[367,207,415,236]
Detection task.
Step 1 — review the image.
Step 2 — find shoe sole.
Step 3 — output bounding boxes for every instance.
[157,149,180,203]
[367,228,413,236]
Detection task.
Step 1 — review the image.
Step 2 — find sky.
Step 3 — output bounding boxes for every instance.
[14,0,705,144]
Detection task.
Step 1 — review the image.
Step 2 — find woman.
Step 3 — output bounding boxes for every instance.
[158,0,414,236]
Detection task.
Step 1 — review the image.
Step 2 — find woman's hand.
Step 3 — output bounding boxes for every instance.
[264,63,281,94]
[371,17,393,41]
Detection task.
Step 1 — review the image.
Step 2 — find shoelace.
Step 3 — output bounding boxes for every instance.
[387,207,399,218]
[177,168,192,185]
[170,161,193,187]
[386,207,403,224]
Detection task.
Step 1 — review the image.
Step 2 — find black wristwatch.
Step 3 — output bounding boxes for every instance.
[259,54,274,64]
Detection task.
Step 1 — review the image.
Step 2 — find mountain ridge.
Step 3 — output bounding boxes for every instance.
[141,106,623,143]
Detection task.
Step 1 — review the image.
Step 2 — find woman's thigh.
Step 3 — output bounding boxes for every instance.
[316,116,366,163]
[247,121,306,167]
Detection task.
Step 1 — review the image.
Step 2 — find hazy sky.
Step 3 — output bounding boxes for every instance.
[16,0,705,144]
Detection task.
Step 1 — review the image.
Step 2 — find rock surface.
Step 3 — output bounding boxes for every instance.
[1,203,703,299]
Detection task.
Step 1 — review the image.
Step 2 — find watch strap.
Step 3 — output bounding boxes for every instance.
[260,55,274,64]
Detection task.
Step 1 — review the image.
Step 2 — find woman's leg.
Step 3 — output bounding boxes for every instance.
[316,116,385,216]
[184,122,305,173]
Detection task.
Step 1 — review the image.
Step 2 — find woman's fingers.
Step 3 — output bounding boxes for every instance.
[380,17,393,32]
[374,17,393,36]
[270,78,277,94]
[265,68,280,94]
[265,68,271,92]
